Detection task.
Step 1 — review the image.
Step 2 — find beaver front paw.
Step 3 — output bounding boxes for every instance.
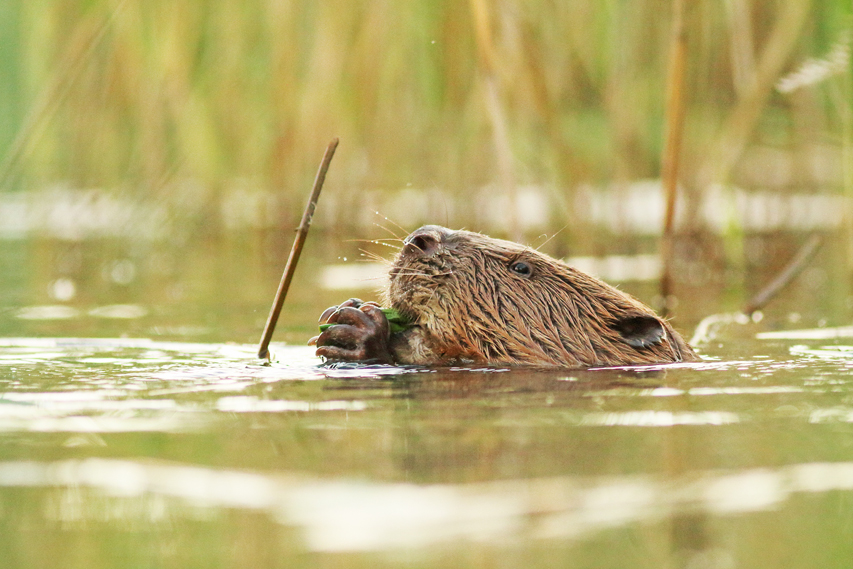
[310,298,393,364]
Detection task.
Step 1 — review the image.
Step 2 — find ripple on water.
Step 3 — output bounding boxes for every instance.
[0,338,335,433]
[0,335,851,435]
[1,332,853,560]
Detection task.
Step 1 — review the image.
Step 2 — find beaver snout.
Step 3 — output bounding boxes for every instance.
[402,225,451,258]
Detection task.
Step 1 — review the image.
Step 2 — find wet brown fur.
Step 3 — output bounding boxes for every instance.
[384,226,698,367]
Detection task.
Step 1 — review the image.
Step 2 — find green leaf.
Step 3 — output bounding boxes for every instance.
[319,307,412,334]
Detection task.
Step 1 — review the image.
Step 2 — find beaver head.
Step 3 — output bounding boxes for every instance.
[384,225,697,367]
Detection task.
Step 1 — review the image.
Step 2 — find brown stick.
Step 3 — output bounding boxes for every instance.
[742,234,823,316]
[257,137,339,360]
[659,0,689,317]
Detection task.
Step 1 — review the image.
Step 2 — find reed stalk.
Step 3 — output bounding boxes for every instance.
[659,0,689,316]
[469,0,521,241]
[695,0,813,190]
[257,137,339,361]
[0,1,126,191]
[742,235,823,316]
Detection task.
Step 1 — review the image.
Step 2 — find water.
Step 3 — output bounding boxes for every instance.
[0,211,849,567]
[1,323,853,568]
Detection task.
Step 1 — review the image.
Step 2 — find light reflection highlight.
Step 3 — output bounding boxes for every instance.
[15,306,81,320]
[216,396,367,413]
[758,326,853,340]
[580,410,740,427]
[2,458,853,551]
[88,304,149,319]
[789,345,853,360]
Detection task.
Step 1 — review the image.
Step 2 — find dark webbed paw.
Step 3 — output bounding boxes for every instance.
[310,298,393,364]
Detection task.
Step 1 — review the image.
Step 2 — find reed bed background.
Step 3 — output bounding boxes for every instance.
[0,1,846,217]
[0,0,851,338]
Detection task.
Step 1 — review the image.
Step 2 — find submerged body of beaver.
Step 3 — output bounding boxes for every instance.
[313,225,699,368]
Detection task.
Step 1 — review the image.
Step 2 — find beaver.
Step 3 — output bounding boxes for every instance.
[311,225,699,368]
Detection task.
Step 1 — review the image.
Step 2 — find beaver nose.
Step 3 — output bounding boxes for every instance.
[402,226,449,258]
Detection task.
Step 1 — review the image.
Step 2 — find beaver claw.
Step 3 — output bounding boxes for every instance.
[312,298,394,364]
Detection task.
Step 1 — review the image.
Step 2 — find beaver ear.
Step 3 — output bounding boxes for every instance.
[612,315,666,349]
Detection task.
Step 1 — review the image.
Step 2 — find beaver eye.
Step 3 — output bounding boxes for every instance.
[510,261,532,278]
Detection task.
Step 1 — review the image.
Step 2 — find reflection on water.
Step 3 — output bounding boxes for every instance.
[2,185,848,351]
[16,304,149,320]
[3,457,853,553]
[0,185,842,240]
[15,305,82,320]
[578,410,741,426]
[0,332,852,566]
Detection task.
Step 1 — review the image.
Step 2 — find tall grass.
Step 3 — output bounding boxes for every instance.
[0,0,847,242]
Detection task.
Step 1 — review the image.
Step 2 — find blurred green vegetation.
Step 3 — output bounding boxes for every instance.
[0,0,851,335]
[0,0,847,216]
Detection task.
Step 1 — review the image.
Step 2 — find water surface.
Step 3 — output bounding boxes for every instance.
[2,324,853,568]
